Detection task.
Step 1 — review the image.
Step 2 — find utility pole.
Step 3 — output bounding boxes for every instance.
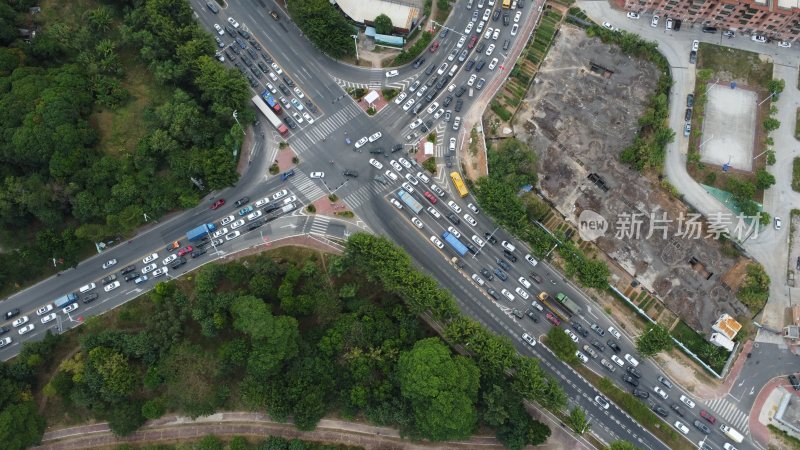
[232,110,245,136]
[351,34,359,61]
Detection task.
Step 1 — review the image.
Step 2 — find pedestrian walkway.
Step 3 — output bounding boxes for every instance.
[290,172,326,203]
[343,179,393,209]
[702,396,750,433]
[307,215,330,235]
[290,103,363,154]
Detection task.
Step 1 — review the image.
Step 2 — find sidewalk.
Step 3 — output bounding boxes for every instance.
[750,379,800,447]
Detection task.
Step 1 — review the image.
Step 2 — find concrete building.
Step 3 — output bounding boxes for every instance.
[712,313,742,340]
[774,388,800,439]
[332,0,422,33]
[620,0,800,42]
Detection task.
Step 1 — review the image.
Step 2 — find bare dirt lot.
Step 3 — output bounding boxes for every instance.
[515,25,751,332]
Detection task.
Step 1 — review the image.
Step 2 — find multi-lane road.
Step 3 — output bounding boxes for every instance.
[0,0,776,449]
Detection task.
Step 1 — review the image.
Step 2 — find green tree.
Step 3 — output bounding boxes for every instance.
[636,324,673,357]
[763,117,781,131]
[737,263,770,310]
[0,401,46,450]
[546,326,578,363]
[374,14,393,34]
[755,168,776,190]
[398,338,480,440]
[610,440,640,450]
[288,0,356,58]
[567,406,590,434]
[107,400,146,436]
[766,78,785,95]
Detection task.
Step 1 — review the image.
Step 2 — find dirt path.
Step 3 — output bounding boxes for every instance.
[33,412,505,450]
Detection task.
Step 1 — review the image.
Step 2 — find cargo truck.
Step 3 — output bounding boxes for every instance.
[720,425,743,443]
[53,292,79,308]
[396,189,423,214]
[441,231,468,256]
[264,202,296,223]
[555,292,583,317]
[186,223,217,241]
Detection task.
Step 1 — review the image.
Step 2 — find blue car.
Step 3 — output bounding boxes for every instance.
[238,205,254,216]
[280,169,295,181]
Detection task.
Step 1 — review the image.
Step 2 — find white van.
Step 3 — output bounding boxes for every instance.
[501,241,516,252]
[385,69,399,78]
[79,282,96,294]
[524,253,538,267]
[448,64,459,77]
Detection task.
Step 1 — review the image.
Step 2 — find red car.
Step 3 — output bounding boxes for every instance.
[423,191,438,204]
[429,41,440,52]
[165,241,180,252]
[177,246,193,257]
[211,199,225,210]
[467,35,478,49]
[699,410,716,424]
[546,312,561,326]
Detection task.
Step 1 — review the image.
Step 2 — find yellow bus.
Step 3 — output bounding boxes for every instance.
[450,172,469,198]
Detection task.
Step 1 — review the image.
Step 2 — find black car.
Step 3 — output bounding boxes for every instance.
[120,265,136,275]
[465,60,475,71]
[496,258,510,271]
[6,308,21,320]
[279,84,291,96]
[261,52,273,64]
[571,322,589,337]
[343,169,359,178]
[484,232,498,244]
[170,257,187,270]
[101,274,117,285]
[391,144,403,153]
[305,101,318,113]
[426,75,438,88]
[475,59,486,72]
[701,26,717,33]
[241,56,253,68]
[689,51,697,64]
[413,57,425,68]
[247,219,264,231]
[234,197,250,207]
[443,95,453,107]
[82,293,99,304]
[530,272,543,284]
[425,64,436,75]
[225,24,236,36]
[673,19,681,31]
[526,309,539,322]
[652,405,669,418]
[476,42,486,54]
[369,147,384,155]
[693,420,711,434]
[632,389,649,399]
[455,98,464,112]
[191,248,207,258]
[626,366,642,378]
[466,243,478,254]
[445,155,453,167]
[263,203,281,213]
[283,116,297,129]
[0,325,10,335]
[671,403,685,416]
[503,249,518,262]
[246,47,257,59]
[123,273,138,282]
[607,339,621,352]
[229,44,240,55]
[480,268,495,281]
[503,12,510,26]
[503,39,510,51]
[235,37,246,49]
[283,76,294,87]
[487,289,500,300]
[591,339,605,352]
[455,86,467,97]
[224,48,236,60]
[492,9,501,21]
[494,268,508,281]
[447,213,461,225]
[257,61,269,72]
[440,27,449,38]
[788,374,800,391]
[684,108,692,121]
[249,39,261,51]
[621,374,639,386]
[687,94,694,107]
[237,28,251,39]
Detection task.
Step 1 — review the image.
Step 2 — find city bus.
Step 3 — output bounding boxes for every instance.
[450,172,469,197]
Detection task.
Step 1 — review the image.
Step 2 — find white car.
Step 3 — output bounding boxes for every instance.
[488,58,498,70]
[102,259,117,269]
[775,217,782,229]
[279,96,290,108]
[142,253,158,264]
[415,85,428,98]
[464,21,474,34]
[624,353,639,367]
[268,72,278,82]
[405,174,419,185]
[778,41,792,48]
[390,160,403,172]
[254,197,270,208]
[409,118,423,130]
[651,15,659,27]
[18,324,34,335]
[402,98,416,111]
[220,215,235,226]
[390,198,403,209]
[692,39,700,51]
[457,35,466,48]
[514,10,521,22]
[485,44,495,56]
[427,207,441,219]
[449,137,457,153]
[398,157,411,169]
[452,116,461,131]
[447,49,458,62]
[674,421,689,435]
[510,24,519,36]
[409,80,421,92]
[227,17,240,28]
[522,332,537,347]
[283,196,298,205]
[518,277,532,290]
[751,34,767,43]
[416,171,430,184]
[385,170,398,181]
[564,329,579,343]
[447,201,462,213]
[626,12,640,19]
[430,236,444,249]
[211,227,228,239]
[426,102,439,114]
[679,394,696,409]
[471,234,485,247]
[104,280,121,292]
[265,82,277,93]
[433,108,444,119]
[401,182,415,194]
[162,254,178,265]
[62,303,79,314]
[369,158,384,169]
[355,137,368,148]
[471,274,485,286]
[611,354,625,367]
[302,112,314,124]
[484,27,493,40]
[225,231,240,241]
[270,62,283,74]
[152,267,168,278]
[385,69,399,78]
[492,28,500,40]
[501,289,515,301]
[468,203,479,214]
[309,172,325,179]
[368,132,382,142]
[467,74,477,86]
[230,219,246,230]
[36,304,54,316]
[293,87,305,98]
[463,213,477,227]
[653,386,669,400]
[575,351,588,364]
[394,92,407,104]
[12,316,28,327]
[272,189,288,200]
[602,21,614,30]
[595,395,610,409]
[483,8,492,21]
[514,287,529,300]
[141,263,157,274]
[437,63,449,76]
[40,313,57,324]
[411,217,424,229]
[476,20,485,34]
[447,226,461,238]
[608,326,622,339]
[214,23,224,35]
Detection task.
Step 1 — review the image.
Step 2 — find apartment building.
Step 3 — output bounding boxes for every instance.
[622,0,800,42]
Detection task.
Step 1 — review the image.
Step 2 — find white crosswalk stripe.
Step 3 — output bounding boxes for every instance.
[703,397,750,433]
[332,76,369,90]
[308,216,330,235]
[304,104,361,142]
[290,172,326,202]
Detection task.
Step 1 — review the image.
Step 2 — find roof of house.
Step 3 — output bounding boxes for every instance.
[712,313,742,340]
[334,0,420,31]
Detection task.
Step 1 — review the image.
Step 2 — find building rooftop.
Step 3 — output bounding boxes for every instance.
[776,0,800,10]
[334,0,420,31]
[712,313,742,340]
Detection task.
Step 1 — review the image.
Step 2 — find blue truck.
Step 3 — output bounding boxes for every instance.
[186,223,217,242]
[396,189,423,214]
[441,231,468,256]
[53,292,79,308]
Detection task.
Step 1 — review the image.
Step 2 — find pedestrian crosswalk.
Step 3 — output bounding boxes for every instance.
[289,104,362,155]
[290,172,326,203]
[331,74,414,92]
[703,397,750,433]
[307,215,330,235]
[343,181,389,209]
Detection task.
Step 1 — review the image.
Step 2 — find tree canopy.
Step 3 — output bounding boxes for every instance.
[374,14,393,34]
[288,0,356,59]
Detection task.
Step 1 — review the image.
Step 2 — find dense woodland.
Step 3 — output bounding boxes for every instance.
[0,0,251,293]
[0,236,562,449]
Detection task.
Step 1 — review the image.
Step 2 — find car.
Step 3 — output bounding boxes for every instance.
[162,254,178,266]
[309,172,325,179]
[141,263,157,274]
[674,421,689,435]
[564,329,579,343]
[501,289,515,301]
[484,27,493,40]
[626,365,642,378]
[354,137,368,149]
[484,43,495,56]
[693,420,711,434]
[63,303,79,314]
[582,345,598,359]
[390,160,403,172]
[104,280,121,292]
[651,15,659,27]
[632,388,649,399]
[405,174,418,185]
[123,272,138,282]
[476,41,486,54]
[402,98,416,111]
[444,110,452,122]
[684,122,692,136]
[607,339,621,352]
[34,304,54,316]
[488,57,500,71]
[658,375,673,389]
[702,26,717,33]
[0,335,11,348]
[409,118,423,130]
[723,444,738,450]
[653,385,669,400]
[611,354,625,366]
[423,191,437,204]
[607,326,621,339]
[142,253,158,264]
[452,116,461,131]
[401,182,415,194]
[571,322,588,337]
[238,205,254,216]
[514,287,529,300]
[394,92,408,105]
[458,49,468,62]
[467,74,477,87]
[18,324,34,335]
[751,34,767,43]
[221,215,237,226]
[415,85,428,99]
[227,17,240,28]
[480,267,494,282]
[454,98,464,112]
[699,409,716,424]
[692,39,700,51]
[398,157,411,169]
[290,99,304,111]
[600,358,616,372]
[494,268,508,280]
[463,213,477,227]
[430,235,444,249]
[686,94,695,108]
[587,323,604,337]
[679,394,696,409]
[593,395,610,410]
[545,312,561,326]
[621,375,639,387]
[624,353,639,367]
[626,12,640,19]
[211,198,226,210]
[689,51,697,64]
[99,258,118,270]
[518,276,532,289]
[591,339,605,352]
[211,227,228,239]
[230,219,246,230]
[447,49,458,62]
[522,332,536,347]
[492,28,500,40]
[433,108,445,119]
[385,69,399,79]
[272,190,288,201]
[12,316,29,327]
[471,273,485,286]
[510,23,519,35]
[602,21,614,30]
[212,23,225,36]
[778,41,792,48]
[369,132,382,143]
[788,374,800,390]
[775,217,782,230]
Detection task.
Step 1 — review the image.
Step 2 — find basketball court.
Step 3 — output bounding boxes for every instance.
[699,83,757,172]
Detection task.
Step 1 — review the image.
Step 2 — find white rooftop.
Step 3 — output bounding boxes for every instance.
[333,0,420,30]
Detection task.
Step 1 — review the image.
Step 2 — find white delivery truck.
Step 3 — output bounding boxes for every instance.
[720,424,744,443]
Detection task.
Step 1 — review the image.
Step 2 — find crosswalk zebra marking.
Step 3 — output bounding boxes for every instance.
[703,397,750,433]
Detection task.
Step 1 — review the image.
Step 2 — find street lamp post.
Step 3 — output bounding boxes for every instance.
[232,110,245,136]
[351,34,359,61]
